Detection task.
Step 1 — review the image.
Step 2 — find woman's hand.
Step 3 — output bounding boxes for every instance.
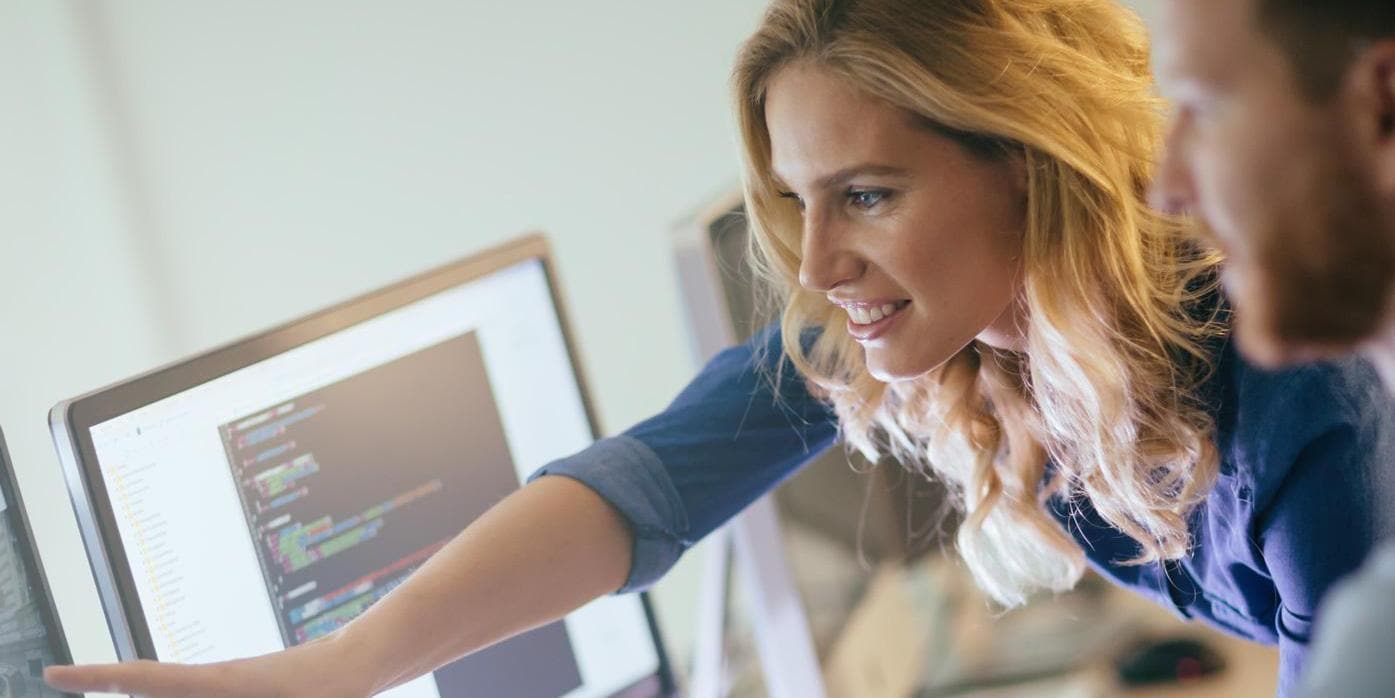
[45,477,631,698]
[44,633,377,698]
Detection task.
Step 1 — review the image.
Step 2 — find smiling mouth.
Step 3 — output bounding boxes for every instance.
[838,300,912,342]
[843,300,910,326]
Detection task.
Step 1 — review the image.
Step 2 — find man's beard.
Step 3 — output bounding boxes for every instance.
[1229,153,1395,367]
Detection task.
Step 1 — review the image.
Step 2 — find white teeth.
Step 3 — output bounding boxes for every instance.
[844,302,907,325]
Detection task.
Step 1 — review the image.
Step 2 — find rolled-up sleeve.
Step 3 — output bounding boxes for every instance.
[529,326,839,592]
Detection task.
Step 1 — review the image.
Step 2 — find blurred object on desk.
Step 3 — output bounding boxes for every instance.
[1114,636,1225,687]
[817,551,1277,698]
[824,556,1135,698]
[1111,588,1277,698]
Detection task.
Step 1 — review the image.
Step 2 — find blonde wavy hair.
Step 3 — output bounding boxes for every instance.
[734,0,1227,606]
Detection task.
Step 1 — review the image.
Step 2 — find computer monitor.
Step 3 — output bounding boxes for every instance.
[50,235,674,698]
[0,427,77,698]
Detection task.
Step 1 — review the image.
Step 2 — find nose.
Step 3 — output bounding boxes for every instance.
[1151,111,1198,215]
[797,211,863,292]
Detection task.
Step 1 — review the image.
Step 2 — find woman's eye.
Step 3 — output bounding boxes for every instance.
[778,191,805,211]
[847,189,890,210]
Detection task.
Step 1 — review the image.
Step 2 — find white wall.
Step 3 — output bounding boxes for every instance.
[1129,0,1161,36]
[3,0,767,680]
[2,0,182,674]
[1,0,1162,688]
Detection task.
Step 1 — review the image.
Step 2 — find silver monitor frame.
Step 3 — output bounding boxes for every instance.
[49,233,675,695]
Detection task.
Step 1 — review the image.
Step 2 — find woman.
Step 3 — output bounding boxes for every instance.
[48,1,1394,696]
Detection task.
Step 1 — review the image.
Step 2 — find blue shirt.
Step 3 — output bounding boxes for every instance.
[1295,542,1395,697]
[530,327,1395,696]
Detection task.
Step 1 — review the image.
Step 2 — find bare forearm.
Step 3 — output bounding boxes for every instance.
[338,475,634,693]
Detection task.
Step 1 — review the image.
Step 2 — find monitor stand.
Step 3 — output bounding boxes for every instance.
[688,497,826,698]
[673,188,827,698]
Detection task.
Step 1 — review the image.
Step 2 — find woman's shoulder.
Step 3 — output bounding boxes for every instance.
[1211,338,1395,506]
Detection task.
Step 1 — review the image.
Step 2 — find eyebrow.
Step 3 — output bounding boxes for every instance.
[775,163,912,192]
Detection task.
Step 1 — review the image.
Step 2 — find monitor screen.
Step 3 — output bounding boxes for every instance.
[56,241,667,698]
[0,429,76,698]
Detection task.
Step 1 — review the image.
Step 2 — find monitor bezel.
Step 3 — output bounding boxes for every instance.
[49,234,675,696]
[0,427,79,698]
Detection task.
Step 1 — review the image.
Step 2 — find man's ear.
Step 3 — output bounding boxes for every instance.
[1347,40,1395,194]
[1380,55,1395,195]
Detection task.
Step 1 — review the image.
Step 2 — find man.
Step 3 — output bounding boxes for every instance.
[1152,1,1395,695]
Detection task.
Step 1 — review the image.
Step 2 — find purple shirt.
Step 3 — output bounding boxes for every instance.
[532,327,1395,696]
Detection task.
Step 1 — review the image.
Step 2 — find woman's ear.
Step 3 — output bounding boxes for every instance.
[1009,147,1031,206]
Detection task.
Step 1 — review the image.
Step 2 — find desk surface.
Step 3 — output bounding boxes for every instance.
[821,559,1280,698]
[937,586,1280,698]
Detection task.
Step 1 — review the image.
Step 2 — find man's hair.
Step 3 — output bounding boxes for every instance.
[1257,0,1395,100]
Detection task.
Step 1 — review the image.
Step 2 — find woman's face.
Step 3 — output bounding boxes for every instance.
[765,63,1029,381]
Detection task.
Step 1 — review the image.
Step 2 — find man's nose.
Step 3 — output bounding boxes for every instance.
[1151,113,1198,215]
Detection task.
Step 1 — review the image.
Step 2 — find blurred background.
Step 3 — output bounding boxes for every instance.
[4,2,1281,697]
